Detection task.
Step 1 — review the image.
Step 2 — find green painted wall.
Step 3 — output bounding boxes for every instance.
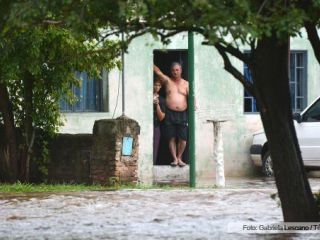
[59,31,320,186]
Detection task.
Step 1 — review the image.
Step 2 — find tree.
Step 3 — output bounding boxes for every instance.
[82,0,320,221]
[0,1,120,182]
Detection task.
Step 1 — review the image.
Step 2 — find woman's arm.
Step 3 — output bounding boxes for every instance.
[154,98,165,121]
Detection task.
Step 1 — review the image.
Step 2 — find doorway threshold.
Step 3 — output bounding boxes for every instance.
[153,165,189,185]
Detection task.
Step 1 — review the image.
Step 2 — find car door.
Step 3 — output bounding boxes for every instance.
[295,97,320,167]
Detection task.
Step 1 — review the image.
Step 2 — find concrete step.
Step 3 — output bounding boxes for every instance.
[153,165,189,184]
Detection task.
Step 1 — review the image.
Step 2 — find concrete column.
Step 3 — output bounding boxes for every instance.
[208,120,227,187]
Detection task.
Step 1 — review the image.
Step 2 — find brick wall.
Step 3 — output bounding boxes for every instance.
[91,116,140,185]
[1,117,140,184]
[48,134,92,184]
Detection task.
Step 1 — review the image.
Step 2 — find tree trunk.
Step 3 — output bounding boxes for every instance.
[0,83,18,182]
[252,35,319,221]
[21,72,35,182]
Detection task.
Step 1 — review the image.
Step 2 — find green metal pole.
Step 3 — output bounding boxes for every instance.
[188,31,196,188]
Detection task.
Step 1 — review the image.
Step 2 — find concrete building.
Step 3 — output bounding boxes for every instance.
[59,31,320,186]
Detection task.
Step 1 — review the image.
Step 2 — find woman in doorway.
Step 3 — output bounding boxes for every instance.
[153,78,166,164]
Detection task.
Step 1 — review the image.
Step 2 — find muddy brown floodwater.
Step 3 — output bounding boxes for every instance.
[0,178,320,240]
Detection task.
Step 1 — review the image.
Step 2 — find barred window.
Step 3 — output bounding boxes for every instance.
[244,51,307,113]
[60,72,102,112]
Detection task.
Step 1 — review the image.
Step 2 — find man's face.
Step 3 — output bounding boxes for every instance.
[171,65,182,79]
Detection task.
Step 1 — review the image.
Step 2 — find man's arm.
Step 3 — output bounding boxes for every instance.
[153,65,170,84]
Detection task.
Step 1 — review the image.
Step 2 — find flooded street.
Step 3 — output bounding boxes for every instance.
[1,178,320,240]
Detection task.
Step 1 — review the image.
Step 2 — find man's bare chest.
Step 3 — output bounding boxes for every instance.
[166,82,187,96]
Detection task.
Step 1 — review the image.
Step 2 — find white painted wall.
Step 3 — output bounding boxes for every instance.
[59,32,320,185]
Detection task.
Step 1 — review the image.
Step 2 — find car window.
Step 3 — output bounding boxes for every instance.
[302,98,320,122]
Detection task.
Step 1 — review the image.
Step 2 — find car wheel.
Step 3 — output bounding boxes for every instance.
[262,151,274,177]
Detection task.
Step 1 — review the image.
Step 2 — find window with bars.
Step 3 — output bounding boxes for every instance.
[290,51,308,112]
[60,71,103,112]
[244,51,307,113]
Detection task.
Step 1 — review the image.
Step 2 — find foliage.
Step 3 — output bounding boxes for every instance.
[1,26,120,134]
[0,182,189,193]
[81,0,312,47]
[0,182,110,193]
[0,0,121,180]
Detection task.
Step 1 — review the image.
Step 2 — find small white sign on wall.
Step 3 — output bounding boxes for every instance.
[122,136,133,156]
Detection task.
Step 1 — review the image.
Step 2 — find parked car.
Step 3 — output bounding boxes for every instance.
[250,96,320,176]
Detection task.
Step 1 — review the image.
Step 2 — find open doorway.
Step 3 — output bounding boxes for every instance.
[153,49,189,165]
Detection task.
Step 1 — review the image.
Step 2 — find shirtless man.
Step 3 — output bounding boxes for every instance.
[154,62,188,167]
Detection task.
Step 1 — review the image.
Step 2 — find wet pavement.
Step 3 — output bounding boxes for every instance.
[0,178,320,240]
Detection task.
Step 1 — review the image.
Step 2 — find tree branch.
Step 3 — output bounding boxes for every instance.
[214,42,251,65]
[43,20,64,26]
[305,21,320,65]
[93,29,122,47]
[126,28,152,45]
[249,37,256,51]
[214,43,255,97]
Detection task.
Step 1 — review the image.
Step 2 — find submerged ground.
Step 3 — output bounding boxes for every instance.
[0,178,320,240]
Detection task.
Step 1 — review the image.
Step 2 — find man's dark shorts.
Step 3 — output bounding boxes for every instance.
[163,108,188,141]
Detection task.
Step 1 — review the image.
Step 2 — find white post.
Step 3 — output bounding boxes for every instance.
[213,122,225,187]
